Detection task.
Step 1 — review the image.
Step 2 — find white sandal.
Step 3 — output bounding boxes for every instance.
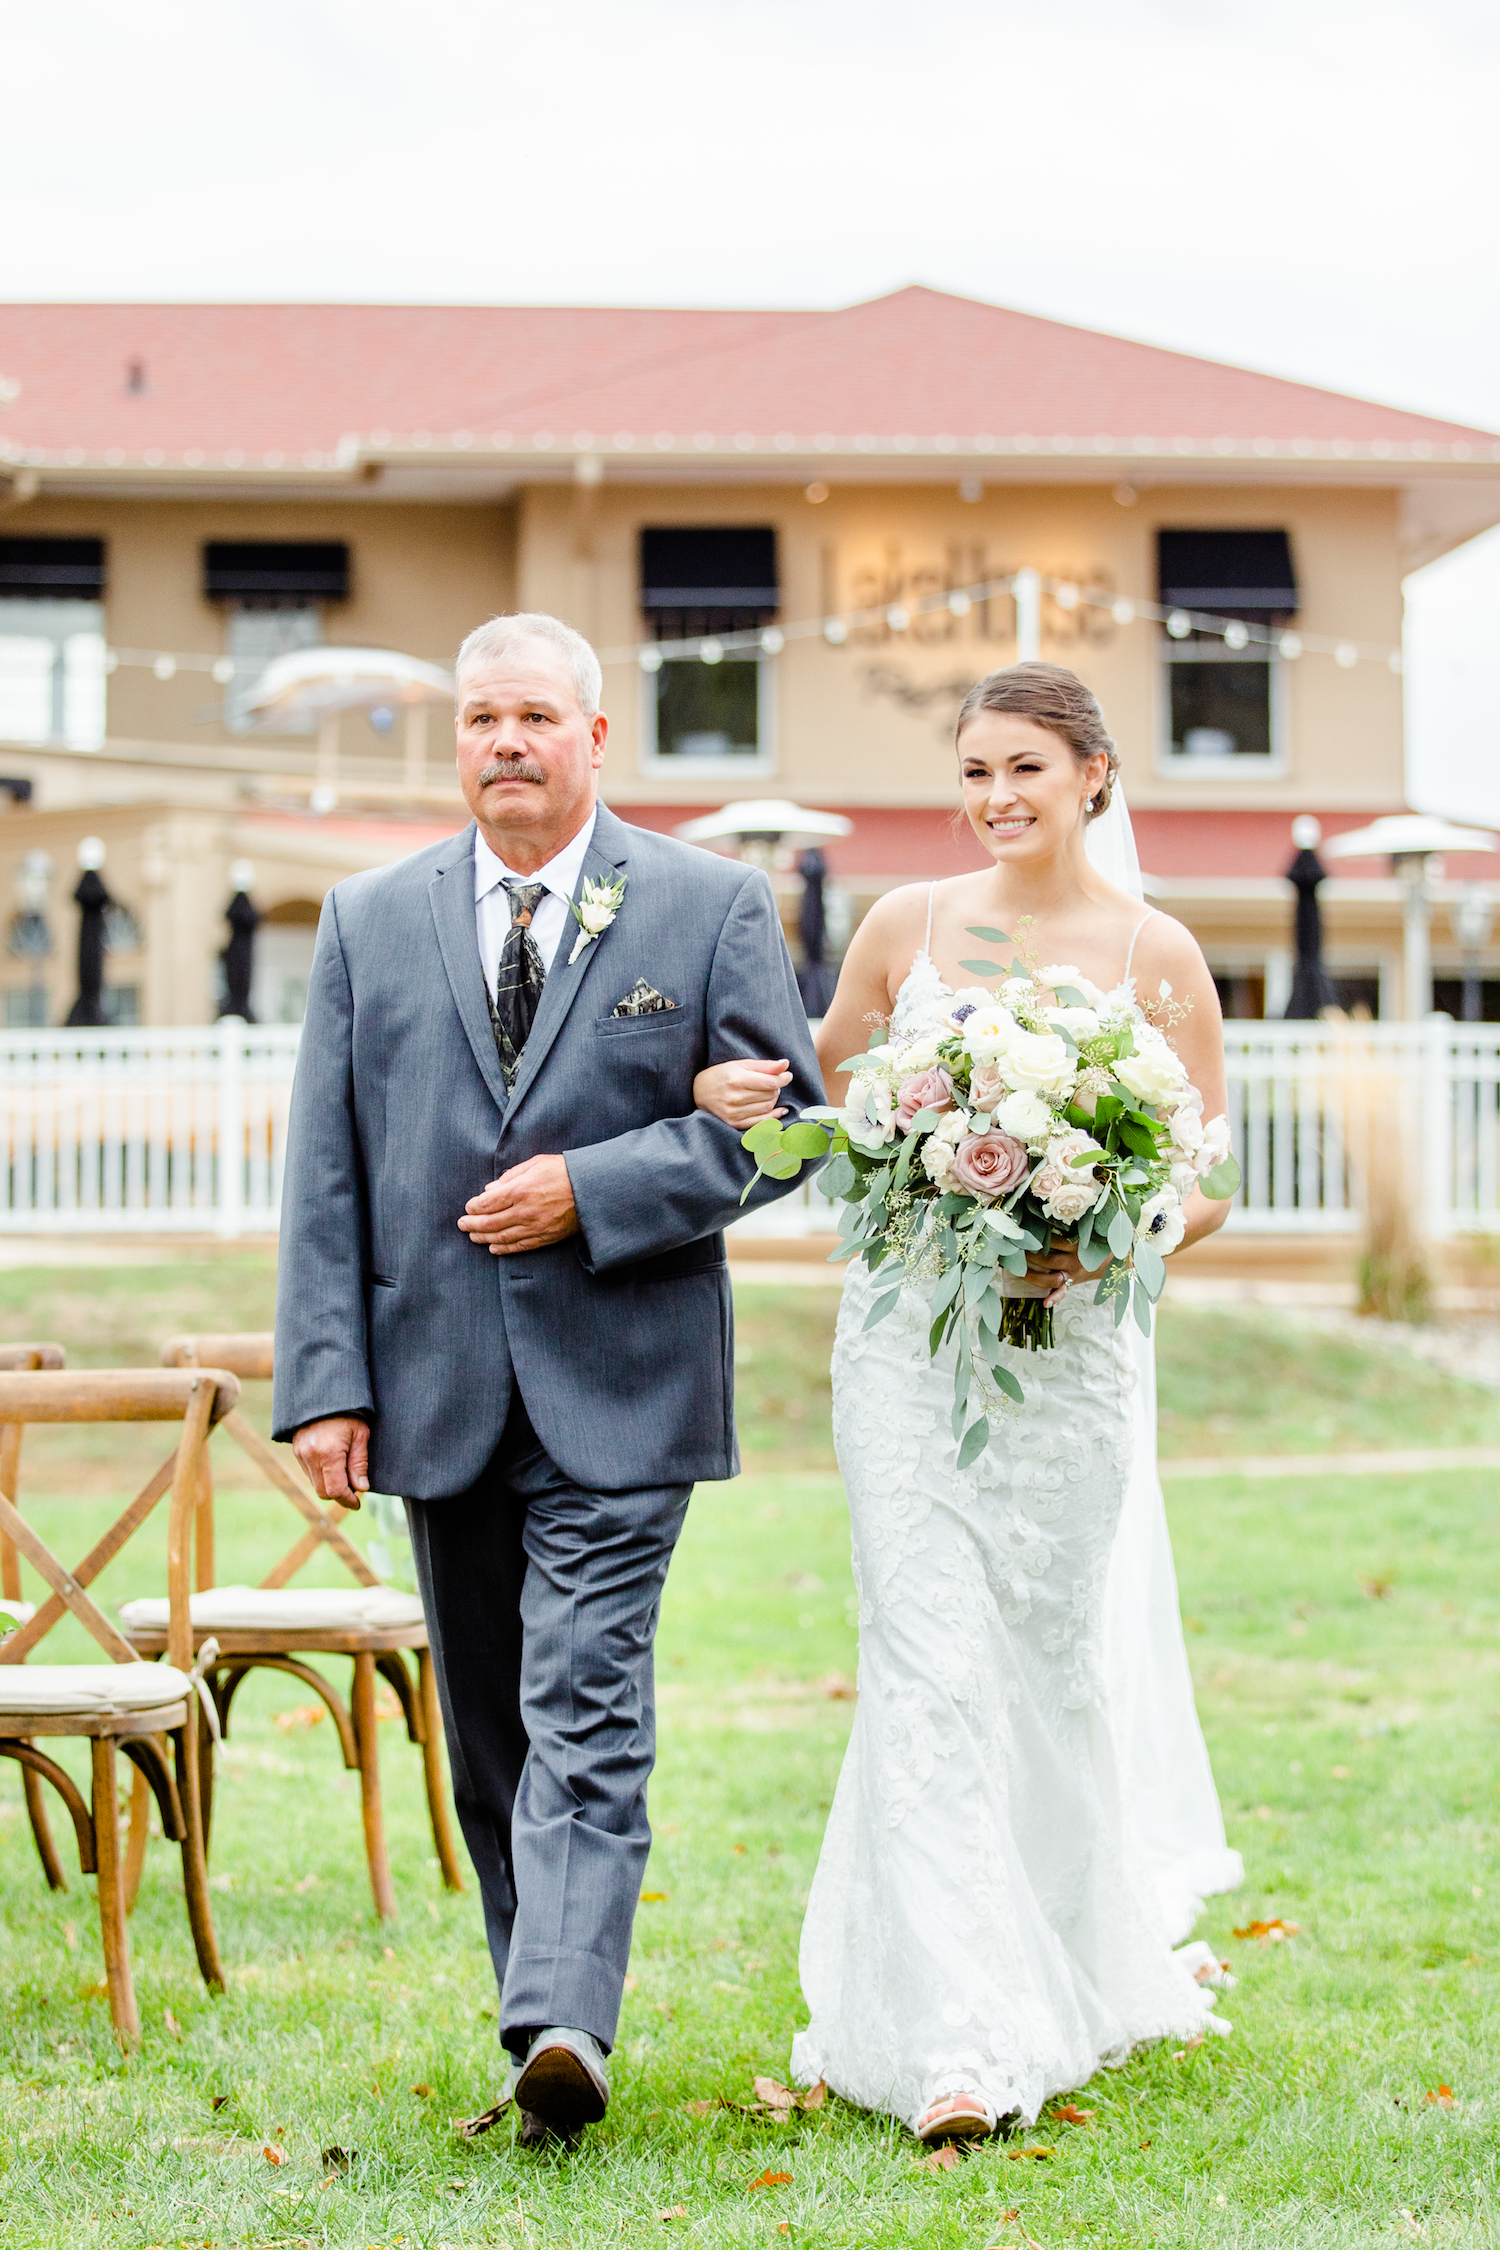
[916,2090,998,2144]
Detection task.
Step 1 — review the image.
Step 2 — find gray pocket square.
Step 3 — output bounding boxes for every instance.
[612,979,677,1016]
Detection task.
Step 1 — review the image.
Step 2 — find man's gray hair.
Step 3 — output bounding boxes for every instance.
[455,611,603,719]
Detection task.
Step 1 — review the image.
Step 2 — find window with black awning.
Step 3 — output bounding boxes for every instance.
[0,537,106,600]
[1156,529,1298,624]
[640,526,778,639]
[203,541,350,608]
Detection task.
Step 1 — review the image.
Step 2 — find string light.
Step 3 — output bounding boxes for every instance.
[76,570,1413,701]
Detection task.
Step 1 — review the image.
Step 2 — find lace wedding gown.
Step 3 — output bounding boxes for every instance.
[790,949,1227,2132]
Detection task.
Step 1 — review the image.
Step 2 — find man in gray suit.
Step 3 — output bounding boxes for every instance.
[273,611,821,2142]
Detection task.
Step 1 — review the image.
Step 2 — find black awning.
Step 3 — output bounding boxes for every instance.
[1156,529,1298,623]
[204,540,350,606]
[0,536,106,600]
[640,526,778,637]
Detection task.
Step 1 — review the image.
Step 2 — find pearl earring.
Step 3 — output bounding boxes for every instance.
[1086,796,1095,812]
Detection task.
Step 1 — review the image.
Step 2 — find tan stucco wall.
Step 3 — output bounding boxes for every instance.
[517,478,1407,813]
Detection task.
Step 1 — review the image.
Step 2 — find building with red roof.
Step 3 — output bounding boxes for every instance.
[1,287,1497,1024]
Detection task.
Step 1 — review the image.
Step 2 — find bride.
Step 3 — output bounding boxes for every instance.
[695,661,1239,2142]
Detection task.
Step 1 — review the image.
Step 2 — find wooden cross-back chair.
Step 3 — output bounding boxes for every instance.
[0,1344,68,1878]
[116,1333,461,1920]
[0,1365,236,2047]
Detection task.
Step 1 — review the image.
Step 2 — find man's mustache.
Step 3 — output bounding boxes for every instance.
[478,757,547,786]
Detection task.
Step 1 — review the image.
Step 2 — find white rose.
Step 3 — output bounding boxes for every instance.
[959,1005,1022,1068]
[1195,1114,1232,1174]
[1038,962,1082,988]
[1169,1157,1200,1198]
[1136,1188,1186,1255]
[996,1027,1073,1097]
[1168,1102,1205,1161]
[995,1089,1054,1148]
[920,1108,967,1186]
[840,1072,896,1151]
[893,1034,941,1073]
[1115,1027,1188,1104]
[1044,1004,1101,1039]
[1035,1170,1105,1226]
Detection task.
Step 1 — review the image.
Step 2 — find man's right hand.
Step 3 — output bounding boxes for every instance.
[292,1416,371,1507]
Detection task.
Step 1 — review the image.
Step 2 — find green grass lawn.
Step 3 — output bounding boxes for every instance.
[0,1257,1497,2246]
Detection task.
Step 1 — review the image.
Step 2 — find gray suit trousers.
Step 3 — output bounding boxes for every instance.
[405,1400,689,2058]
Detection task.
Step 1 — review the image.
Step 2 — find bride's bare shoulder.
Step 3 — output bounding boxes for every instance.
[849,881,933,962]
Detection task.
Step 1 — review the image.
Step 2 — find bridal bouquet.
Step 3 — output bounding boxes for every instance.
[742,924,1240,1463]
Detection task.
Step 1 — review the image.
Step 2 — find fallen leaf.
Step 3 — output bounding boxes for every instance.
[921,2144,961,2171]
[453,2101,510,2139]
[640,1891,669,1903]
[817,1672,856,1699]
[657,2206,688,2221]
[274,1703,326,1732]
[382,1946,396,1960]
[321,2144,355,2174]
[411,2082,432,2099]
[1232,1918,1300,1943]
[683,2098,725,2116]
[749,2169,792,2191]
[210,2096,230,2112]
[163,2008,183,2039]
[1423,2084,1456,2107]
[778,2228,791,2239]
[1358,1573,1395,1600]
[1051,2103,1095,2126]
[732,1844,747,1856]
[801,2079,827,2110]
[753,2075,798,2120]
[1005,2145,1054,2161]
[1171,2037,1207,2061]
[262,2145,286,2166]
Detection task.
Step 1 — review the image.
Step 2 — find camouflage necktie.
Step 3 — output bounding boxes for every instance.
[488,880,547,1089]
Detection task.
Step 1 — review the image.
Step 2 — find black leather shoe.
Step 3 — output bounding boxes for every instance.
[514,2027,609,2134]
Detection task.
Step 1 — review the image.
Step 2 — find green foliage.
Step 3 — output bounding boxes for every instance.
[0,1259,1497,2244]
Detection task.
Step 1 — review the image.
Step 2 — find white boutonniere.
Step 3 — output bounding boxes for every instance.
[568,872,627,965]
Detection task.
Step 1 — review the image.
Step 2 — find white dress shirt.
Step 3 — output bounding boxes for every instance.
[473,810,598,1000]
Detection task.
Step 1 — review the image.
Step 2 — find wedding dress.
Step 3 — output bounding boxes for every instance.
[790,815,1234,2132]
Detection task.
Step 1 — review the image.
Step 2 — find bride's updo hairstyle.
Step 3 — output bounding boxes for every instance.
[955,662,1120,824]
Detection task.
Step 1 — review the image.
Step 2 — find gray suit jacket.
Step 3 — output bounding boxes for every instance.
[271,803,823,1496]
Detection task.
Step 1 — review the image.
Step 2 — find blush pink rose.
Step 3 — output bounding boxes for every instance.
[968,1061,1008,1112]
[947,1129,1029,1201]
[895,1067,953,1132]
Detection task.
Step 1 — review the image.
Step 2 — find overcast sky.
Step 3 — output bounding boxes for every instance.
[4,0,1497,820]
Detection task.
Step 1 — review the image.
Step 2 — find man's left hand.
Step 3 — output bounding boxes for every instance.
[459,1154,581,1255]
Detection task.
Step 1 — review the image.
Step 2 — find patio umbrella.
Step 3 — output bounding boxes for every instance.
[65,839,111,1028]
[238,647,455,790]
[219,861,261,1021]
[1323,814,1496,1019]
[796,848,839,1016]
[1283,816,1337,1018]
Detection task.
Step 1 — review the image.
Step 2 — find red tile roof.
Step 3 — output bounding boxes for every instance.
[2,289,1495,463]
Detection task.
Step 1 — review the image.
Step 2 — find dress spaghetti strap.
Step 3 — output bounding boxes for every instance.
[924,882,936,954]
[1123,909,1157,983]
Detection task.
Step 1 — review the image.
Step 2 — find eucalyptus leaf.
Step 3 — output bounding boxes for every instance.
[1133,1241,1166,1299]
[959,959,1002,976]
[759,1149,801,1181]
[1076,1235,1111,1272]
[1113,1281,1131,1328]
[990,1363,1025,1405]
[966,926,1012,945]
[1132,1277,1153,1336]
[1106,1206,1135,1260]
[862,1288,903,1331]
[825,1239,861,1261]
[932,1263,965,1316]
[956,1416,992,1470]
[741,1117,785,1156]
[782,1120,833,1158]
[1200,1154,1243,1199]
[819,1152,858,1200]
[928,1308,950,1357]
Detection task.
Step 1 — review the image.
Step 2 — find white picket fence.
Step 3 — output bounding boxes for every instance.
[1,1021,1499,1238]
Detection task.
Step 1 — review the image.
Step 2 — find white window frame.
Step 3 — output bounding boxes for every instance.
[1154,639,1290,779]
[638,650,777,779]
[0,598,107,750]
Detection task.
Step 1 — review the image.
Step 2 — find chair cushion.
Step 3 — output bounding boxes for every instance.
[0,1662,194,1715]
[117,1585,426,1635]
